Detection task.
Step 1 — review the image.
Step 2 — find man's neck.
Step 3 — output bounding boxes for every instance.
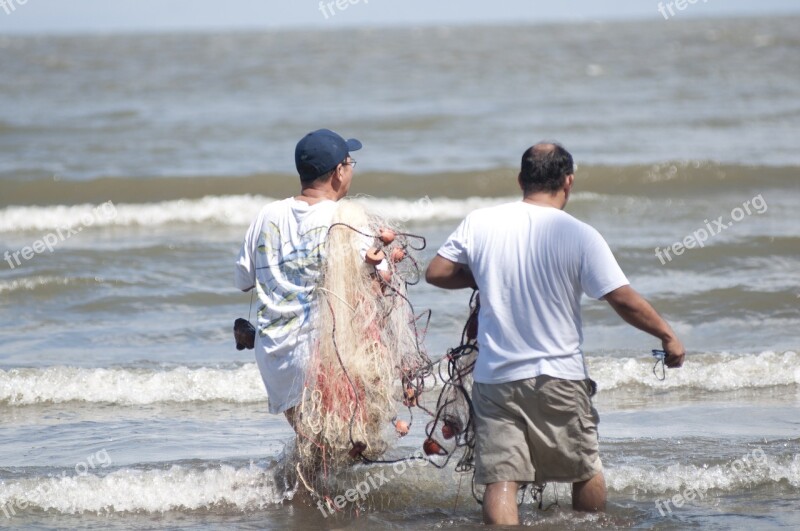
[522,192,565,209]
[296,187,338,205]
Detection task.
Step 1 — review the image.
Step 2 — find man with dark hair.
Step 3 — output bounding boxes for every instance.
[426,142,685,524]
[519,143,575,194]
[235,128,362,429]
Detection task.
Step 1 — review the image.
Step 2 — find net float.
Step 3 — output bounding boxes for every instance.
[395,420,409,436]
[441,415,463,439]
[423,438,446,456]
[390,247,406,262]
[379,228,396,244]
[349,441,367,459]
[364,247,385,265]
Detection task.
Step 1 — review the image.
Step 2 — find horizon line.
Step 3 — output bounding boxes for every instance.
[1,10,797,37]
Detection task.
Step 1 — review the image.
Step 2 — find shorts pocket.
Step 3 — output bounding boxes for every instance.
[538,378,583,415]
[577,409,601,453]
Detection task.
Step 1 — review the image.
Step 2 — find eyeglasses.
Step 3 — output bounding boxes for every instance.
[342,159,357,168]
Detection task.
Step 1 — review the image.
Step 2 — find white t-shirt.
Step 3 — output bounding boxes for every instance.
[437,201,629,384]
[235,198,339,414]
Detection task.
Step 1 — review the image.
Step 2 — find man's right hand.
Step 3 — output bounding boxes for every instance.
[604,285,686,369]
[662,336,685,368]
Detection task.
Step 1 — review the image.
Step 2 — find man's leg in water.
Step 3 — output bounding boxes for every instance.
[573,471,607,511]
[483,481,520,525]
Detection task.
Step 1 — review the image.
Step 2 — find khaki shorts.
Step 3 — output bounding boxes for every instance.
[472,375,602,485]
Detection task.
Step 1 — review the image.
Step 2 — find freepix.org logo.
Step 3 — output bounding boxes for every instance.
[318,0,369,20]
[657,0,710,20]
[3,201,117,270]
[1,449,113,519]
[654,194,767,265]
[0,0,29,16]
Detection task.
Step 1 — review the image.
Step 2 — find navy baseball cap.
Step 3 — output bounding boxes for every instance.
[295,129,362,182]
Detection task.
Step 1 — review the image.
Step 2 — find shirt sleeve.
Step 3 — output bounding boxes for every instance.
[234,216,258,291]
[436,216,470,265]
[580,226,629,300]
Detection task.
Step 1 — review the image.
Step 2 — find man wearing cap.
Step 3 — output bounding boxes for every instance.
[425,142,685,524]
[235,128,362,428]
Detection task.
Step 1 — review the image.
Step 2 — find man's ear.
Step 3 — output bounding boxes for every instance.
[517,173,524,191]
[331,164,343,187]
[561,173,575,208]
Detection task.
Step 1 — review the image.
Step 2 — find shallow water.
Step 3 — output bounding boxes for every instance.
[1,14,799,530]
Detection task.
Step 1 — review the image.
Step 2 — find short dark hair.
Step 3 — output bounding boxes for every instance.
[300,156,348,184]
[300,168,333,184]
[519,143,574,195]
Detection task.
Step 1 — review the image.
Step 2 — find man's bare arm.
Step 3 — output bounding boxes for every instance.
[425,255,478,290]
[603,285,685,368]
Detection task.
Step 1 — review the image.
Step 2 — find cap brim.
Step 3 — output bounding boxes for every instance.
[346,138,362,152]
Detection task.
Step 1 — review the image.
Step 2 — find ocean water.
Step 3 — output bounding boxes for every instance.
[1,15,799,530]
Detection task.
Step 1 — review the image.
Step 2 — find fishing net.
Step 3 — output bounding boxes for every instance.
[422,291,479,472]
[279,199,489,512]
[294,200,432,481]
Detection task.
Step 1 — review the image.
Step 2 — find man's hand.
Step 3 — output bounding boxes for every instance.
[662,336,685,368]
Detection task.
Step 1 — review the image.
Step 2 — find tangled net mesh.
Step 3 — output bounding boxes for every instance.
[423,294,479,473]
[283,199,487,510]
[294,200,432,479]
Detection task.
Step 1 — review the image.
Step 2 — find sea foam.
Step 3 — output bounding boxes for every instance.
[0,194,613,232]
[1,351,796,406]
[1,454,798,515]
